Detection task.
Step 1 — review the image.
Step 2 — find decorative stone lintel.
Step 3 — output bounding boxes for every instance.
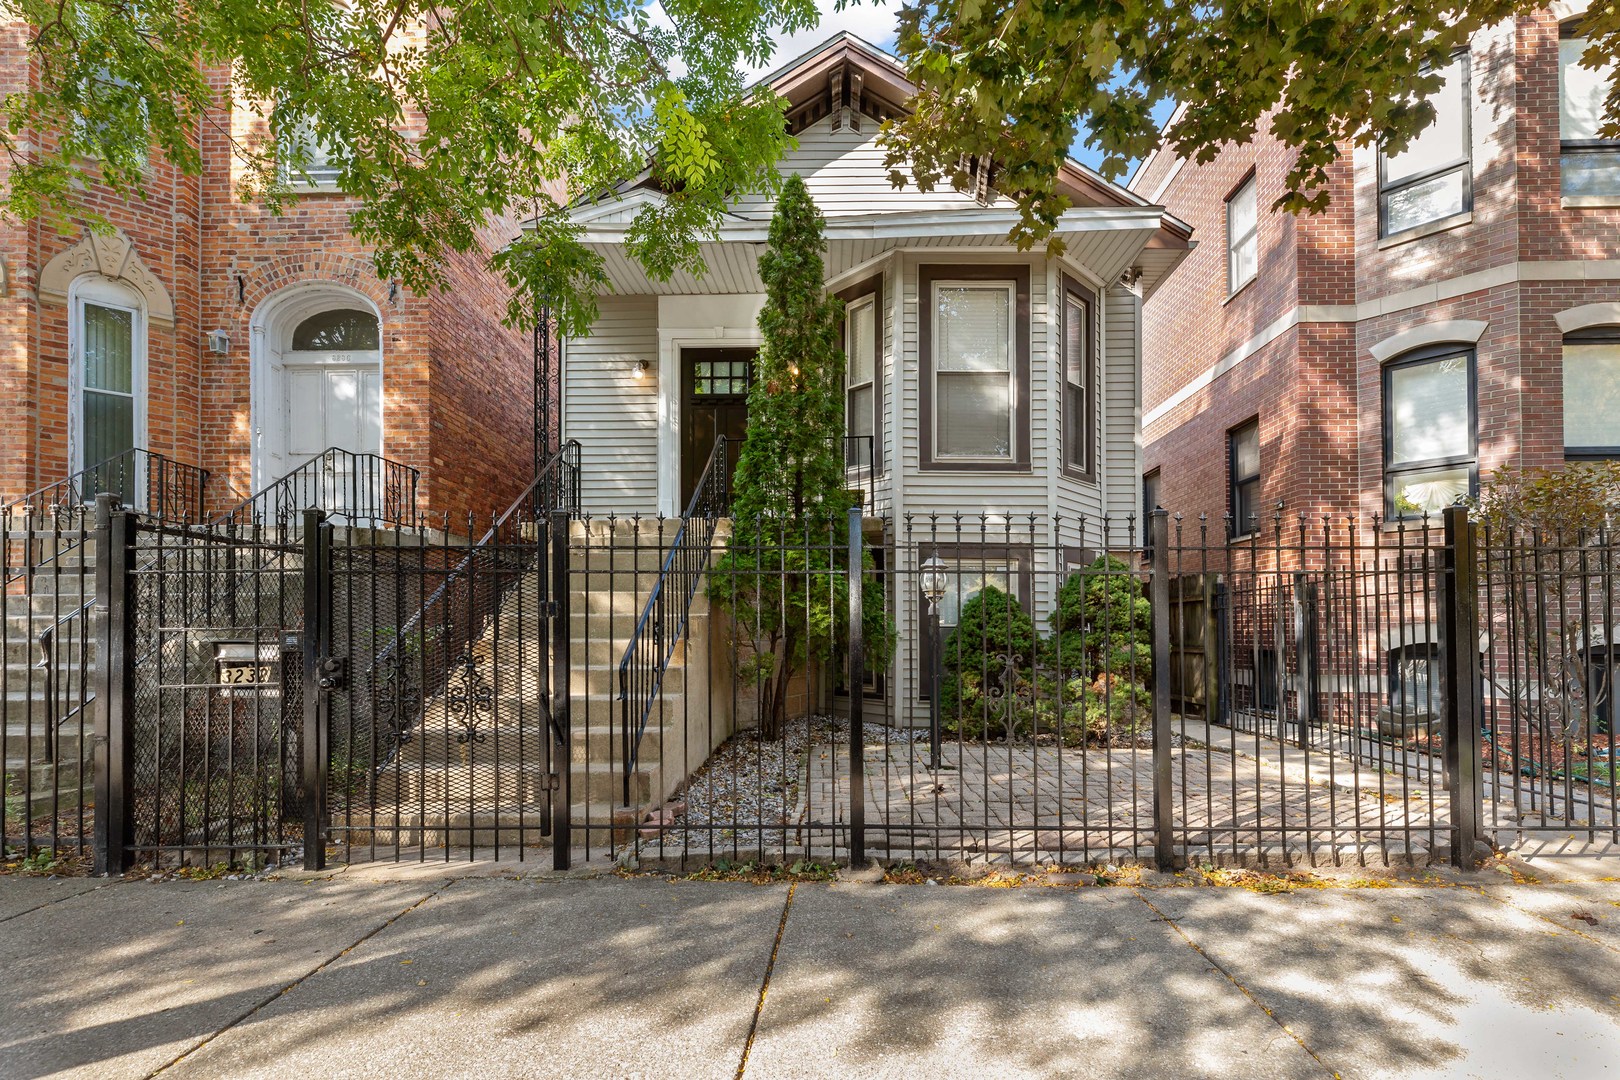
[37,228,176,326]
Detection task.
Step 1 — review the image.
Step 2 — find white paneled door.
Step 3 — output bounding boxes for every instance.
[283,359,382,514]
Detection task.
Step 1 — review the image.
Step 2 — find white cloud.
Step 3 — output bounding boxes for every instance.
[740,0,901,80]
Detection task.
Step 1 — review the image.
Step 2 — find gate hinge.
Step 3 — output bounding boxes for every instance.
[545,772,561,792]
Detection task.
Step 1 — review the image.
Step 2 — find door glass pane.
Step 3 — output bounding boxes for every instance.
[83,302,133,394]
[291,308,379,350]
[939,563,1014,628]
[1564,342,1620,449]
[937,374,1011,457]
[1388,355,1470,465]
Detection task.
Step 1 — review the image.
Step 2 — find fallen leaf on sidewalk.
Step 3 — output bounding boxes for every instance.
[1570,911,1600,926]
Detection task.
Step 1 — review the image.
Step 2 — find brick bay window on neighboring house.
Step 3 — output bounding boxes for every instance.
[922,265,1030,470]
[1378,53,1471,237]
[1226,173,1258,295]
[1561,24,1620,201]
[1228,419,1261,538]
[1563,326,1620,459]
[1384,345,1477,519]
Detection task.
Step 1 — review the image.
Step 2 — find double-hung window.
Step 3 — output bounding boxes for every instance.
[277,111,344,190]
[1226,173,1259,294]
[844,292,878,470]
[1383,346,1477,518]
[1378,54,1471,236]
[1562,326,1620,459]
[1228,420,1261,538]
[1561,27,1620,199]
[931,278,1016,461]
[1062,281,1093,477]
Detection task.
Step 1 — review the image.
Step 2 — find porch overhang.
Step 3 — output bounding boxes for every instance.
[552,204,1192,299]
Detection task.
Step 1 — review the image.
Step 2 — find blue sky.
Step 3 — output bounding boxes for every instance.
[749,0,1171,177]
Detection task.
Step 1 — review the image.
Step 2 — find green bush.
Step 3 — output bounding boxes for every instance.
[1046,555,1152,684]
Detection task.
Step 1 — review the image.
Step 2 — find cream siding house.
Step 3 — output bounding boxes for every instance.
[553,33,1192,708]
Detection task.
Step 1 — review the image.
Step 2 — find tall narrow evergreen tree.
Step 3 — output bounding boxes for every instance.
[712,173,891,736]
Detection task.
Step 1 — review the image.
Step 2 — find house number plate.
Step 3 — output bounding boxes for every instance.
[215,643,281,695]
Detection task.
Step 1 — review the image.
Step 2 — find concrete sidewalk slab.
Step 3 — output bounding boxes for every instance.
[1485,881,1620,953]
[0,875,104,922]
[0,877,442,1080]
[744,884,1321,1079]
[1145,886,1620,1079]
[169,877,787,1080]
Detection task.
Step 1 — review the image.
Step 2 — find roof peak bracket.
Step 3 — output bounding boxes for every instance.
[827,64,862,134]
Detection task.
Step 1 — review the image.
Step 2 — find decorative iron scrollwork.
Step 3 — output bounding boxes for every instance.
[446,652,495,745]
[375,652,423,748]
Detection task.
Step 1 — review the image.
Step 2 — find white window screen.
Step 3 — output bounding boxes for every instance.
[1388,355,1470,466]
[1227,176,1258,290]
[1564,341,1620,450]
[934,282,1014,458]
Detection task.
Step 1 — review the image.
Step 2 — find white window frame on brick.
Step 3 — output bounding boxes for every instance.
[1560,24,1620,200]
[1377,53,1472,237]
[1226,172,1259,295]
[276,110,345,191]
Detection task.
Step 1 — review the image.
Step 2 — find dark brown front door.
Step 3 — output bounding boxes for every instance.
[682,348,753,506]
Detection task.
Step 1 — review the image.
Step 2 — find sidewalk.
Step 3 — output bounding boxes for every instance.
[2,862,1618,1079]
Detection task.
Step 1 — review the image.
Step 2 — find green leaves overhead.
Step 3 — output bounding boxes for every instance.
[884,0,1620,247]
[0,0,818,335]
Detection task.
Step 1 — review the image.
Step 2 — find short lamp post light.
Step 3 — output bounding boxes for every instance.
[920,551,948,771]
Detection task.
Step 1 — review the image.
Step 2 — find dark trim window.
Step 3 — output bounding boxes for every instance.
[1563,325,1620,459]
[837,275,884,472]
[1061,276,1095,479]
[1226,172,1259,295]
[919,264,1031,471]
[1383,344,1477,519]
[1142,469,1161,557]
[1378,53,1471,237]
[1561,24,1620,199]
[1228,420,1261,538]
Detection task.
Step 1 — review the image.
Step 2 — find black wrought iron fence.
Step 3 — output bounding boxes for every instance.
[211,448,419,532]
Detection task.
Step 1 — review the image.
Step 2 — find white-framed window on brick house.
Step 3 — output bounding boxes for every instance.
[69,275,147,506]
[1061,277,1095,479]
[1563,326,1620,459]
[1226,172,1259,295]
[1561,25,1620,199]
[920,264,1030,470]
[1228,419,1261,538]
[276,112,344,190]
[1383,344,1477,519]
[1378,53,1471,237]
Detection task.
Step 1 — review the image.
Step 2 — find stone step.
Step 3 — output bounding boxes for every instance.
[369,760,656,810]
[6,723,91,764]
[330,813,556,851]
[5,637,100,666]
[1,762,87,810]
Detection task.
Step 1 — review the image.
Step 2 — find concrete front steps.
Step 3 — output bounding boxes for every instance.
[3,534,98,827]
[357,517,723,852]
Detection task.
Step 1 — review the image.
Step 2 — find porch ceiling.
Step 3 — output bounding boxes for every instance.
[573,207,1188,298]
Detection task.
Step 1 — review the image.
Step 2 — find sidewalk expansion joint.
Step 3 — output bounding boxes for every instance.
[144,878,460,1078]
[736,881,797,1079]
[1133,888,1338,1079]
[0,878,120,925]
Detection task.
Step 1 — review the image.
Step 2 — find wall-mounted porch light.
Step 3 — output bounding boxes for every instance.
[205,329,230,355]
[633,359,651,379]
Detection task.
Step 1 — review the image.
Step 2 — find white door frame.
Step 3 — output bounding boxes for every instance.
[67,275,148,487]
[249,284,384,491]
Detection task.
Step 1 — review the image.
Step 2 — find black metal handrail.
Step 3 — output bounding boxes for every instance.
[618,434,731,805]
[4,448,209,524]
[369,440,581,681]
[211,448,419,531]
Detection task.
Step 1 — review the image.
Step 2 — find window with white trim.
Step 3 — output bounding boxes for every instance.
[1062,284,1092,476]
[277,112,345,189]
[1383,345,1476,518]
[932,280,1015,460]
[1561,27,1620,198]
[1378,54,1471,236]
[1226,173,1259,294]
[1562,326,1620,458]
[845,294,877,467]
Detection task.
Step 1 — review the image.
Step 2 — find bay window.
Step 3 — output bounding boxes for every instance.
[1383,345,1476,518]
[844,292,879,470]
[1062,280,1094,478]
[921,265,1029,470]
[1378,54,1471,236]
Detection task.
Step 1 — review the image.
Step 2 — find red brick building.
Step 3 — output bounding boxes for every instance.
[0,29,536,521]
[1131,5,1620,537]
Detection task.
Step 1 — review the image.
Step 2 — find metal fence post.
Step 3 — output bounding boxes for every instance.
[1441,504,1484,869]
[93,495,135,875]
[551,509,572,872]
[300,509,330,871]
[1149,509,1175,871]
[1291,572,1318,748]
[847,506,866,867]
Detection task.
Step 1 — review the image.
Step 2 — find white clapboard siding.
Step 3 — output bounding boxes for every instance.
[730,115,986,218]
[1103,285,1144,529]
[563,295,660,515]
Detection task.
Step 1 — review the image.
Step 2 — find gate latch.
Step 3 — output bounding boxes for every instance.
[317,656,349,692]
